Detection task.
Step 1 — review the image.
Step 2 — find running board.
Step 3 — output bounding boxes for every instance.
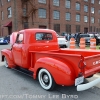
[12,67,33,77]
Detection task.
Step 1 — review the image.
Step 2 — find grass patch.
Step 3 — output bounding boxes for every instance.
[86,45,100,50]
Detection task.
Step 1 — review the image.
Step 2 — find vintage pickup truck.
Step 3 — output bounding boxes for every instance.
[1,29,100,91]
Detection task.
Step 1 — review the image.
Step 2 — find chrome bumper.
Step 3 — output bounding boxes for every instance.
[77,78,100,91]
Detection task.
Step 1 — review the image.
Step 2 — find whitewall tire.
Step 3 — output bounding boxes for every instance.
[38,69,56,90]
[4,57,9,68]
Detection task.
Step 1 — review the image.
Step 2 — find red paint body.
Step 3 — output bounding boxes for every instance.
[1,29,100,86]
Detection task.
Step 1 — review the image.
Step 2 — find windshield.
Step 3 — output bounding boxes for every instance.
[80,34,90,38]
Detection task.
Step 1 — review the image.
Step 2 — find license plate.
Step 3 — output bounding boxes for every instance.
[75,76,84,86]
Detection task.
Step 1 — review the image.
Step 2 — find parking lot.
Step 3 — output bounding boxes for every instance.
[0,45,100,100]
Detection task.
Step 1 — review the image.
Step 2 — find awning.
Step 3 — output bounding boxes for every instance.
[3,21,12,27]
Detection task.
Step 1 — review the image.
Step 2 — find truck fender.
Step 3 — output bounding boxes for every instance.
[1,49,16,68]
[34,57,75,86]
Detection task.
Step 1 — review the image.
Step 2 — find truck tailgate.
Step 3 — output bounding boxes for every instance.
[84,54,100,77]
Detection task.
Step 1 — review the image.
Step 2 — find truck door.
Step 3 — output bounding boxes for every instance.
[12,33,24,66]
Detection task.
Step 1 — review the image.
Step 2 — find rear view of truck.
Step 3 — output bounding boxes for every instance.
[1,28,100,92]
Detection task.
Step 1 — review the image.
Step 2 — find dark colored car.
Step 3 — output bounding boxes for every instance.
[4,35,10,43]
[89,34,100,45]
[76,34,91,45]
[0,37,8,44]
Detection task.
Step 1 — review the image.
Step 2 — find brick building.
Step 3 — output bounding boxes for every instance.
[0,0,100,36]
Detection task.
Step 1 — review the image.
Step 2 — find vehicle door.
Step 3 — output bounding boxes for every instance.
[12,33,24,66]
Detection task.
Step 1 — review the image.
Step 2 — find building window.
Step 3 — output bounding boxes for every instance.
[53,0,59,6]
[7,0,10,2]
[23,22,29,29]
[66,24,71,33]
[53,11,60,20]
[7,7,12,18]
[38,0,46,4]
[54,24,60,33]
[38,8,46,18]
[1,11,3,20]
[65,0,71,8]
[91,0,94,4]
[98,19,100,23]
[23,8,27,16]
[91,17,94,23]
[98,10,100,14]
[76,25,80,33]
[91,7,94,14]
[76,14,80,22]
[0,0,3,6]
[66,12,71,21]
[76,2,80,11]
[84,0,88,2]
[84,16,88,22]
[84,5,88,12]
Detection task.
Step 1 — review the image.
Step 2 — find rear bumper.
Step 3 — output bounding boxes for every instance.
[77,77,100,91]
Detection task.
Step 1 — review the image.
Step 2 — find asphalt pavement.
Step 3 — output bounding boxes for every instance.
[0,45,100,100]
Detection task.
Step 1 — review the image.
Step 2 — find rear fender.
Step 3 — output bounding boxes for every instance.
[34,57,75,86]
[1,49,16,68]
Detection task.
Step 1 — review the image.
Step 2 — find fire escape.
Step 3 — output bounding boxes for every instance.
[21,0,37,29]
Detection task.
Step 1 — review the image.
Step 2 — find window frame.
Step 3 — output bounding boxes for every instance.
[91,0,94,4]
[91,17,95,23]
[84,5,88,12]
[91,7,95,14]
[1,11,4,20]
[65,0,71,9]
[65,12,71,21]
[16,33,24,44]
[7,7,12,18]
[38,8,46,18]
[76,14,80,22]
[84,16,88,22]
[35,32,53,41]
[54,24,60,33]
[76,2,80,11]
[53,10,60,20]
[84,0,88,2]
[53,0,59,6]
[38,0,46,4]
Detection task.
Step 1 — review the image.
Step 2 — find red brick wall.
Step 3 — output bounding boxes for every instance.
[0,0,100,36]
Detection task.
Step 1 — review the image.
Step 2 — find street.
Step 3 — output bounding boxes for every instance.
[0,45,100,100]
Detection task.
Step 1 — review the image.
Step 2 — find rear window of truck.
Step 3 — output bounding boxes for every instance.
[36,33,53,40]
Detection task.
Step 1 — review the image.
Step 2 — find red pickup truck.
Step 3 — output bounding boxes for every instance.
[1,29,100,91]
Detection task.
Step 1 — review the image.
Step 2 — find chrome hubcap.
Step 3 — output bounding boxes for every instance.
[43,74,49,83]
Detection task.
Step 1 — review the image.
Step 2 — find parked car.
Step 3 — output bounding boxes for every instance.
[89,34,100,45]
[0,37,8,44]
[57,34,68,48]
[4,35,10,43]
[76,34,91,45]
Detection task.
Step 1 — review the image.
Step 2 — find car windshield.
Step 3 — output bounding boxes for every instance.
[80,34,90,38]
[0,38,4,40]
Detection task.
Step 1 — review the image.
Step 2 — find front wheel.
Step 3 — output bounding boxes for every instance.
[4,57,9,68]
[38,69,56,91]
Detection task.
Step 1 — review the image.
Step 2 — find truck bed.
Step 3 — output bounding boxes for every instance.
[30,49,100,78]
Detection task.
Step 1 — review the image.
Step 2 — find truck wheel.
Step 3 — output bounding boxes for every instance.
[4,57,9,68]
[38,69,56,91]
